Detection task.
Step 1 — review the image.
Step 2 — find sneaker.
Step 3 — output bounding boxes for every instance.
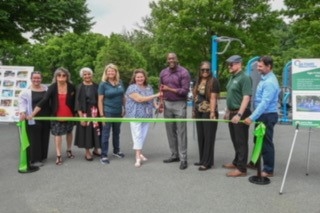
[113,152,125,158]
[100,157,110,164]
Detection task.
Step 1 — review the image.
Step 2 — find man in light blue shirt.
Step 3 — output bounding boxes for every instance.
[244,56,280,177]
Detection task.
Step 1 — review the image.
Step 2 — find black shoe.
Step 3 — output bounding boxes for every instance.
[163,157,180,163]
[198,165,211,171]
[194,162,202,166]
[180,161,188,170]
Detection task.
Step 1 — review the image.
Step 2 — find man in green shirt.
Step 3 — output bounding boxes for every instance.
[223,55,252,177]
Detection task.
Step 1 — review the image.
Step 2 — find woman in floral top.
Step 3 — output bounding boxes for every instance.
[125,69,159,167]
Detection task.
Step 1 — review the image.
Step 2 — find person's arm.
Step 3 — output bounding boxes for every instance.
[231,95,250,124]
[129,92,160,103]
[98,95,104,117]
[210,93,218,119]
[18,90,28,121]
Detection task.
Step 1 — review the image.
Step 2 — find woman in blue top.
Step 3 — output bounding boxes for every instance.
[98,64,125,164]
[125,69,159,167]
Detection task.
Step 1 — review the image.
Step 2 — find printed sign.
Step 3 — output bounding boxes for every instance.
[0,66,33,122]
[291,59,320,127]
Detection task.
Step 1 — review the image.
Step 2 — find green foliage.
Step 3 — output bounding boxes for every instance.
[94,34,147,86]
[146,0,282,89]
[148,76,160,92]
[0,0,93,43]
[2,33,108,84]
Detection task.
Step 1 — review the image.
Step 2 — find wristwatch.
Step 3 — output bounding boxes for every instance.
[237,113,242,117]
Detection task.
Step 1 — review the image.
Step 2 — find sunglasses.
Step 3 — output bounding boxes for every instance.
[57,73,66,77]
[201,68,210,73]
[228,62,239,67]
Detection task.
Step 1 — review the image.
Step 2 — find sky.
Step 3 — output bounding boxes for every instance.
[86,0,284,36]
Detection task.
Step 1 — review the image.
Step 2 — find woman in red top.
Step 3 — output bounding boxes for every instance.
[29,67,76,165]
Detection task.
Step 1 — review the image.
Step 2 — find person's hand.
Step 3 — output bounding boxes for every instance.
[231,114,241,124]
[80,121,87,126]
[19,112,26,121]
[26,114,34,120]
[161,84,170,91]
[210,112,216,120]
[244,117,252,125]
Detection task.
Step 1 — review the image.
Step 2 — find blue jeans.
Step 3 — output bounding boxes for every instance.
[101,112,122,157]
[256,113,278,173]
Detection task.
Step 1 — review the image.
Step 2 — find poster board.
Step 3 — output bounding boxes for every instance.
[0,66,33,122]
[291,59,320,127]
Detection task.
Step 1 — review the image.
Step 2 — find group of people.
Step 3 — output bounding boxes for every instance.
[18,52,280,178]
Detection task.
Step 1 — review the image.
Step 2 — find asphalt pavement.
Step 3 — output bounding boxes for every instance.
[1,99,320,213]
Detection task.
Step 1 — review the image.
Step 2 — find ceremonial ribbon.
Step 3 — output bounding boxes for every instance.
[19,116,266,166]
[17,120,30,172]
[250,122,266,164]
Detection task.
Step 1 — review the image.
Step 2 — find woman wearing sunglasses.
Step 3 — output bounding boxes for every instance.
[29,67,76,166]
[192,61,220,171]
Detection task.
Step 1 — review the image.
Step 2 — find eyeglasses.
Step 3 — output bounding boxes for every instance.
[228,63,239,67]
[57,73,66,77]
[201,68,210,73]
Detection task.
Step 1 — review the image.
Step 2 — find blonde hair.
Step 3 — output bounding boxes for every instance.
[52,67,72,83]
[101,63,120,84]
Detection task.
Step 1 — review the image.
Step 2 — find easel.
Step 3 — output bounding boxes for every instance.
[279,123,313,194]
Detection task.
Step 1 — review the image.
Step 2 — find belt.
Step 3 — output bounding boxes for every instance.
[228,109,239,113]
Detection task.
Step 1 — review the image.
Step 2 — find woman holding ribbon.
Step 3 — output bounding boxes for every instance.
[29,67,76,166]
[125,69,159,167]
[19,71,51,170]
[74,67,101,161]
[192,61,220,171]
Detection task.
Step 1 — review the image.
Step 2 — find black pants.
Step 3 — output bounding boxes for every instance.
[228,109,251,172]
[27,120,51,163]
[195,110,218,167]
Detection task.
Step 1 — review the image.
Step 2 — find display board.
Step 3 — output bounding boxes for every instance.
[292,59,320,127]
[0,66,33,122]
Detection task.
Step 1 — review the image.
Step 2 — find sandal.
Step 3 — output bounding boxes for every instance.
[66,150,75,159]
[140,154,148,162]
[56,156,62,165]
[135,158,142,168]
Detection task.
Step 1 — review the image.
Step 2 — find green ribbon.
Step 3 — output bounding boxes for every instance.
[17,120,30,172]
[250,122,266,164]
[23,116,266,165]
[33,117,230,123]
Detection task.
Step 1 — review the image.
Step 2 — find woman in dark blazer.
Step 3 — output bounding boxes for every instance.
[29,67,76,165]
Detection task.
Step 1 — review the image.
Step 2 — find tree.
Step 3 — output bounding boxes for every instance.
[281,0,320,58]
[7,33,108,84]
[94,34,147,86]
[145,0,282,87]
[0,0,93,43]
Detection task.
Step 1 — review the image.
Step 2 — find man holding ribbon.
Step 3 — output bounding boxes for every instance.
[244,56,280,178]
[159,53,191,170]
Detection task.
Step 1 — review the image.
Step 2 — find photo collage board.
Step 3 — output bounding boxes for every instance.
[0,66,33,122]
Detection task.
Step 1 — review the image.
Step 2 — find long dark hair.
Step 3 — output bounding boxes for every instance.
[193,61,214,101]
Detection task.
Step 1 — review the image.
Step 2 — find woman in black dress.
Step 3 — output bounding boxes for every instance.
[74,67,101,161]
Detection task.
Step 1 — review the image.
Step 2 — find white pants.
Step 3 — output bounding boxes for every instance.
[130,122,150,150]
